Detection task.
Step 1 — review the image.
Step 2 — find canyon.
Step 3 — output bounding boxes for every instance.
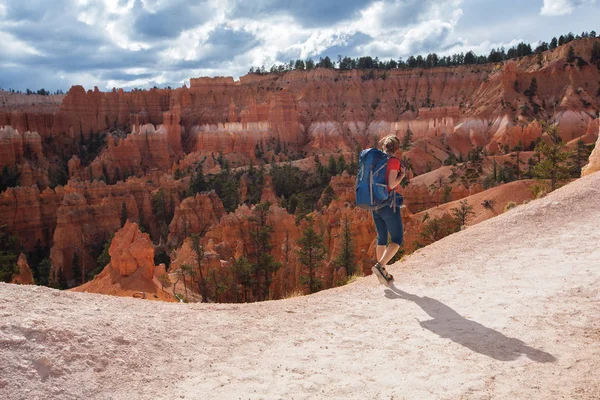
[0,38,598,302]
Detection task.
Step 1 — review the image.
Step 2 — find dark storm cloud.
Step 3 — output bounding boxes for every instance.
[231,0,374,27]
[1,0,63,22]
[0,0,160,74]
[98,71,156,82]
[0,39,160,74]
[413,25,453,54]
[3,20,104,49]
[378,0,437,27]
[0,65,70,92]
[132,0,213,39]
[170,26,262,70]
[208,25,259,48]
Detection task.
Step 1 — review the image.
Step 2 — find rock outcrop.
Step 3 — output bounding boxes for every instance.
[107,221,155,279]
[10,253,35,285]
[71,221,173,301]
[0,127,44,168]
[167,191,226,247]
[582,123,600,176]
[0,186,62,249]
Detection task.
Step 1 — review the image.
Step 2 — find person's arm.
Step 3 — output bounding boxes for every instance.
[388,165,405,190]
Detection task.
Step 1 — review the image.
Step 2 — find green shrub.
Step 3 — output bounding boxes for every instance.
[530,184,548,199]
[504,201,517,212]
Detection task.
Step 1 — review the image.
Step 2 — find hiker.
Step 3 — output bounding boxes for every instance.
[371,135,405,285]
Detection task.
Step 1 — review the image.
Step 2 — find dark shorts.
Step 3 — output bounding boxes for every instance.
[372,204,404,246]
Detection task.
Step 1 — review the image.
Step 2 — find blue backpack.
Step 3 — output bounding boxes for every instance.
[356,148,397,210]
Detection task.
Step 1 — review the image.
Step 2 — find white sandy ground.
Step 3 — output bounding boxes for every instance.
[1,174,600,400]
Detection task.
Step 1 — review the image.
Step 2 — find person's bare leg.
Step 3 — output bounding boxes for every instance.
[376,245,385,263]
[378,243,400,266]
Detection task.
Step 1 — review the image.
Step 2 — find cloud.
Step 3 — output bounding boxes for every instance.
[378,0,443,26]
[348,0,463,58]
[0,64,81,92]
[3,19,105,51]
[294,29,373,60]
[540,0,596,16]
[1,0,56,22]
[99,71,155,81]
[231,0,373,28]
[131,0,214,40]
[167,26,262,69]
[317,32,374,59]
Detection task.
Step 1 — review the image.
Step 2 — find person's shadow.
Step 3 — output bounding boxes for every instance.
[385,285,556,362]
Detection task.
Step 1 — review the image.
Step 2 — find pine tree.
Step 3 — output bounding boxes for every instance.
[451,200,475,227]
[566,46,576,63]
[27,239,50,285]
[527,77,538,101]
[591,42,600,64]
[419,217,454,246]
[294,195,311,224]
[96,238,111,269]
[191,233,209,303]
[151,189,169,241]
[247,202,281,301]
[337,155,346,174]
[287,194,299,214]
[333,216,356,277]
[120,202,128,227]
[297,218,327,293]
[181,263,195,300]
[402,129,413,150]
[570,138,591,177]
[231,256,254,302]
[211,269,229,303]
[0,226,19,283]
[37,258,51,286]
[327,155,337,176]
[174,168,182,180]
[442,185,452,203]
[189,163,208,195]
[533,125,572,191]
[71,252,81,286]
[321,185,336,207]
[210,166,240,213]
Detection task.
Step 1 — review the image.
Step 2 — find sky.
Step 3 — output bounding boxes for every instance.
[0,0,598,92]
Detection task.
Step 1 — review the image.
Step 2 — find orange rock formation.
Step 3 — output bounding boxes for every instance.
[10,253,35,285]
[72,221,174,301]
[582,122,600,176]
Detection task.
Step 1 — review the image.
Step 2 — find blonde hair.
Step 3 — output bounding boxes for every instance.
[379,135,401,154]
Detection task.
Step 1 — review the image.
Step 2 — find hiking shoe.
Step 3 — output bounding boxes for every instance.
[372,263,394,286]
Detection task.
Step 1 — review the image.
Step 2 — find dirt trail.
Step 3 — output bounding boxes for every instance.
[1,173,599,400]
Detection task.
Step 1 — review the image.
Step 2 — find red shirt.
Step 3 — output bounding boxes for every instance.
[386,157,402,193]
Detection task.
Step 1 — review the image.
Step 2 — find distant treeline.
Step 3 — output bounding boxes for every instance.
[249,31,598,75]
[1,88,65,95]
